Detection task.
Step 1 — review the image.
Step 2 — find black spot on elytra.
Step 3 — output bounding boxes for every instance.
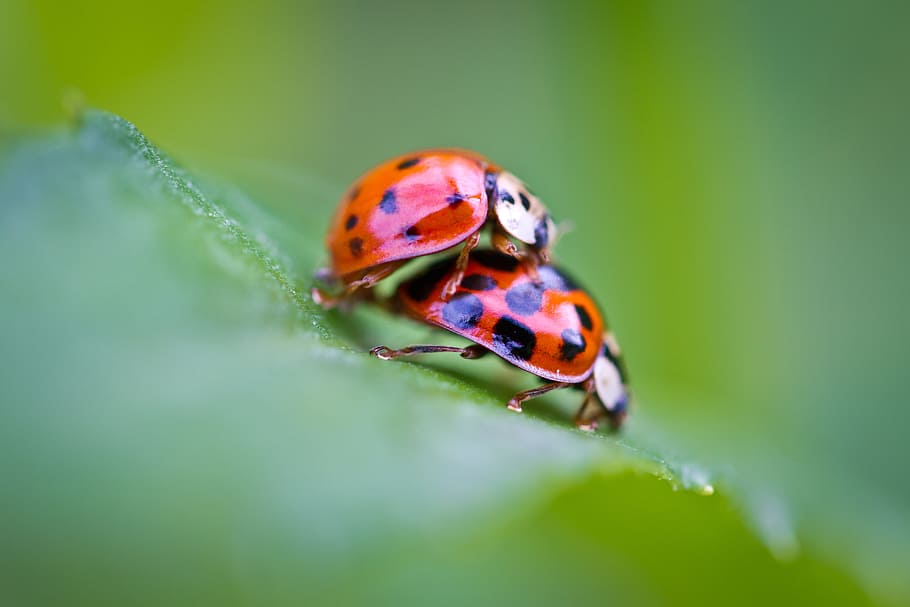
[561,329,587,361]
[461,274,497,291]
[446,191,467,208]
[442,293,484,329]
[404,257,456,302]
[348,237,364,257]
[519,192,532,210]
[533,217,550,248]
[492,316,536,361]
[397,157,421,170]
[574,304,593,330]
[404,225,420,241]
[472,250,520,272]
[379,189,397,214]
[345,214,358,231]
[537,265,579,292]
[505,282,544,316]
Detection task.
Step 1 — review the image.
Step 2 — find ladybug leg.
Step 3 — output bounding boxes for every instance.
[572,377,626,431]
[521,252,542,282]
[311,286,374,311]
[506,381,572,413]
[345,261,403,293]
[440,231,481,301]
[370,345,489,360]
[537,246,553,265]
[491,229,521,260]
[311,268,342,309]
[312,262,402,310]
[491,229,541,282]
[573,378,600,432]
[370,344,489,361]
[311,287,340,309]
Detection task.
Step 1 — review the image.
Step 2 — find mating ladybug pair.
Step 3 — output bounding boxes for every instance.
[313,150,629,430]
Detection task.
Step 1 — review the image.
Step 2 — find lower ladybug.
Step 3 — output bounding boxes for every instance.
[313,150,557,308]
[370,250,629,429]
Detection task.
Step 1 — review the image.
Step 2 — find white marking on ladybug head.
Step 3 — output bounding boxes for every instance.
[594,333,628,413]
[493,171,556,249]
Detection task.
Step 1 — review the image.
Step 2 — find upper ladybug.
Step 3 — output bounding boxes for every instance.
[371,250,629,429]
[313,150,556,307]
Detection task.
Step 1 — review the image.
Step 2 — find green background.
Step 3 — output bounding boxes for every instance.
[2,1,909,605]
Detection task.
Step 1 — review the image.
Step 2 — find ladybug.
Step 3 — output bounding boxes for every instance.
[370,250,629,429]
[313,150,557,308]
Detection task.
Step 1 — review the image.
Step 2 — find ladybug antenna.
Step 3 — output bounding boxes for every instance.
[550,218,574,248]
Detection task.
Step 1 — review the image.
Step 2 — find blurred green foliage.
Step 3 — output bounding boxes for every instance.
[2,1,909,605]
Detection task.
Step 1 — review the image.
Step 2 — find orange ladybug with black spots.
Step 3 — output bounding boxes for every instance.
[313,150,557,308]
[371,250,629,429]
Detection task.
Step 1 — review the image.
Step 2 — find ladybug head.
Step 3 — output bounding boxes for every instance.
[592,332,629,428]
[491,171,557,251]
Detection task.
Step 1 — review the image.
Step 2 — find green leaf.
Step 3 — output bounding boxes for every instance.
[0,111,902,606]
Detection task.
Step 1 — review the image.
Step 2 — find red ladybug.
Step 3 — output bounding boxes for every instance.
[370,250,629,429]
[313,150,557,307]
